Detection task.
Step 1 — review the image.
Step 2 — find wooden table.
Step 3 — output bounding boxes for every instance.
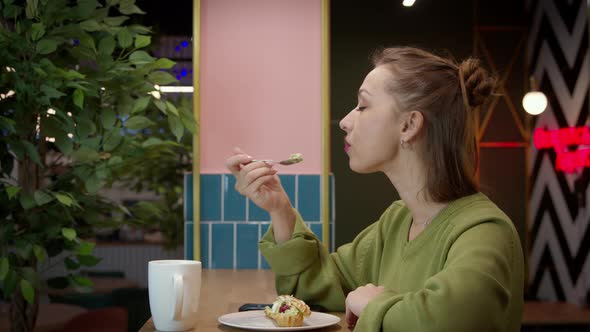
[0,303,88,332]
[139,270,344,331]
[139,270,590,331]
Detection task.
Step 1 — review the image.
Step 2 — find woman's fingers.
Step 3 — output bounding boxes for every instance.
[345,306,358,329]
[236,165,276,194]
[226,152,252,175]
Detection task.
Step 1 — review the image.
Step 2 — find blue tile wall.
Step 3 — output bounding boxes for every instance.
[248,200,270,221]
[201,175,221,221]
[211,223,233,269]
[236,224,258,269]
[298,175,320,221]
[200,223,209,269]
[223,175,246,221]
[184,174,335,269]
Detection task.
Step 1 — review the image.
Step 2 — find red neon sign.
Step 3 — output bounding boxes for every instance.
[533,126,590,173]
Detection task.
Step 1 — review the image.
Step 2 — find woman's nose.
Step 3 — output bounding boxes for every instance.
[339,110,354,132]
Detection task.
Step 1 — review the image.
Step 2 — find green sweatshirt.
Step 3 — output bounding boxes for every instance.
[259,193,524,332]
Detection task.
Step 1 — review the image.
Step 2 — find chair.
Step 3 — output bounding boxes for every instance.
[111,287,151,332]
[61,307,128,332]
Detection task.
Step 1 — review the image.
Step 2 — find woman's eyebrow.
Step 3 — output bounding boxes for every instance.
[358,88,372,96]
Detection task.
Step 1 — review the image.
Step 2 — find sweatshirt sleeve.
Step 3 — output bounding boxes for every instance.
[259,209,383,312]
[355,220,516,332]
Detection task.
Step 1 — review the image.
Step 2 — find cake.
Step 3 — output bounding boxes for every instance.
[264,295,311,327]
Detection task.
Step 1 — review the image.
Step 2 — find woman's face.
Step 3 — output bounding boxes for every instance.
[339,66,403,173]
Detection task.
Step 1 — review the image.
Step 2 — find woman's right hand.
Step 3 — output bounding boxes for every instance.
[225,147,291,215]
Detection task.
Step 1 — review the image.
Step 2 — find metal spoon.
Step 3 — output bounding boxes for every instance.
[252,153,303,166]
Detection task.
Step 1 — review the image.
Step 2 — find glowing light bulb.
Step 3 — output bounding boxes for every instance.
[522,91,547,115]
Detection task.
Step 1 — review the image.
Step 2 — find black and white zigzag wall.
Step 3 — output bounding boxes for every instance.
[527,0,589,305]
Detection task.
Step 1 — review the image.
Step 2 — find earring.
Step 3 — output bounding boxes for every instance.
[400,139,406,149]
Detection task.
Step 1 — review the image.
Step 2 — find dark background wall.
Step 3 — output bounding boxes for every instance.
[330,0,528,250]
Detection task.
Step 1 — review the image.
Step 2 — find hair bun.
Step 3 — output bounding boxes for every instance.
[458,58,496,108]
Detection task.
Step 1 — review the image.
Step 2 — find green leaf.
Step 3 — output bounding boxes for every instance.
[77,255,101,266]
[6,186,20,199]
[103,130,122,152]
[36,38,57,54]
[62,227,77,241]
[54,193,73,206]
[119,4,145,15]
[85,175,101,193]
[129,50,154,66]
[34,190,54,206]
[154,58,176,69]
[134,35,150,48]
[131,96,150,114]
[107,155,123,166]
[21,141,42,166]
[33,245,47,263]
[154,100,167,113]
[148,71,177,85]
[98,35,115,55]
[106,0,119,6]
[0,257,9,280]
[31,22,45,41]
[168,115,184,142]
[128,24,151,34]
[19,193,36,210]
[71,275,93,287]
[15,240,33,260]
[63,70,85,80]
[25,0,37,19]
[125,116,154,130]
[33,66,47,77]
[77,0,99,18]
[141,137,163,147]
[20,280,34,305]
[104,15,128,26]
[72,147,100,163]
[73,89,84,109]
[80,19,101,31]
[165,101,179,116]
[54,134,74,155]
[40,84,66,99]
[77,242,95,256]
[64,257,80,270]
[116,27,132,48]
[101,109,117,128]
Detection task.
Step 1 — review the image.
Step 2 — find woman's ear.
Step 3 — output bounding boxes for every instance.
[400,111,425,143]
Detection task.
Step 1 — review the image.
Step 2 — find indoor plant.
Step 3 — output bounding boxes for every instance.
[0,0,195,330]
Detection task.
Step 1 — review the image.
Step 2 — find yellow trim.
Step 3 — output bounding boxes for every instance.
[321,0,331,251]
[192,0,201,261]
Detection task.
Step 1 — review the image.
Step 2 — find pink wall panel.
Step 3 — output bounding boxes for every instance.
[200,0,322,174]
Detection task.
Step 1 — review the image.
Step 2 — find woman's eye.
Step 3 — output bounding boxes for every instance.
[357,106,367,111]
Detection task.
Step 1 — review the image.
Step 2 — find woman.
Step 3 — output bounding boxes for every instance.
[225,47,524,331]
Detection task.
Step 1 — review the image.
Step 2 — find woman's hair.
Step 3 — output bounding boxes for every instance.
[371,47,496,202]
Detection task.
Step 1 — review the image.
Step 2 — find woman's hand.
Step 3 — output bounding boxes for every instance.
[226,147,295,242]
[345,284,385,328]
[226,147,288,212]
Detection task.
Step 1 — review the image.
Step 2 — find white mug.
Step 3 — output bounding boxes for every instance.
[148,260,201,331]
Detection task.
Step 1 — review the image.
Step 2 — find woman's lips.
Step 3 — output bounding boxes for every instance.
[344,140,351,153]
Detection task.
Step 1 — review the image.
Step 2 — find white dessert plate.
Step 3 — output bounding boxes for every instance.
[218,310,341,331]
